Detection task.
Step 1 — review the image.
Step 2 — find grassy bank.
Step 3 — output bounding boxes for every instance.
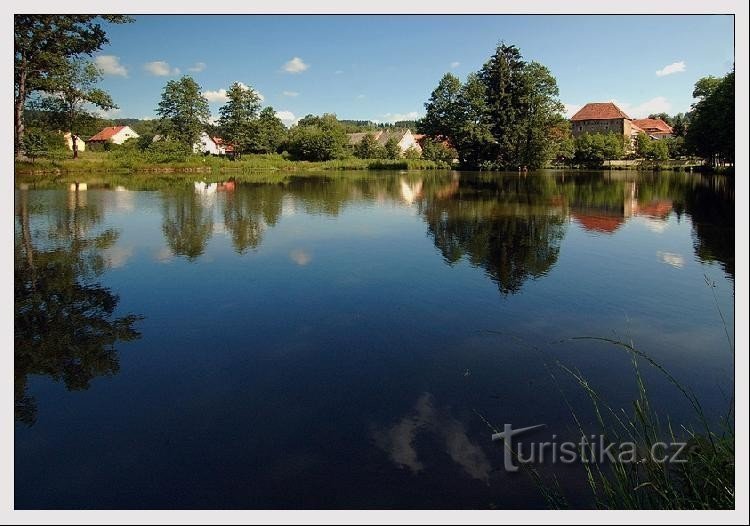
[14,151,448,176]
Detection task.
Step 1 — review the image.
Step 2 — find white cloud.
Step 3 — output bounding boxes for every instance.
[611,97,672,119]
[97,107,122,119]
[188,62,207,72]
[356,94,366,99]
[381,111,421,123]
[282,57,309,74]
[282,90,299,97]
[275,110,297,126]
[563,103,582,119]
[656,61,686,77]
[203,83,263,103]
[450,61,460,69]
[144,61,180,76]
[203,88,229,103]
[95,55,128,77]
[334,70,344,75]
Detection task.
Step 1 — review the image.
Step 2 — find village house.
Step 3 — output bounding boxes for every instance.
[631,118,674,139]
[193,132,226,155]
[570,102,633,141]
[347,128,423,155]
[63,132,85,152]
[87,125,140,148]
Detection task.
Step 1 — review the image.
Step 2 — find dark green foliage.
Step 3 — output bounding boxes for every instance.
[217,82,262,154]
[354,133,385,159]
[422,43,564,169]
[685,70,734,166]
[421,138,456,164]
[286,114,348,161]
[156,76,211,149]
[247,106,288,154]
[384,137,402,159]
[14,15,132,157]
[574,132,625,167]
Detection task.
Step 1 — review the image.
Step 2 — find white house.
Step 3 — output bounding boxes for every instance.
[63,132,85,152]
[87,125,140,146]
[193,132,226,155]
[347,128,423,155]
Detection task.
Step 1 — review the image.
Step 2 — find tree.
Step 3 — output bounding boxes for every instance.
[649,140,669,162]
[422,43,564,169]
[156,76,211,149]
[671,113,688,137]
[421,73,462,140]
[421,138,456,164]
[518,62,566,168]
[685,70,734,166]
[286,114,348,161]
[36,59,116,158]
[354,133,382,159]
[647,113,673,126]
[14,15,132,158]
[635,131,652,158]
[384,137,402,159]
[217,81,262,154]
[248,106,287,154]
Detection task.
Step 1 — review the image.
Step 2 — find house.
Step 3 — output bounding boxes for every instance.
[570,102,633,141]
[87,125,139,146]
[63,132,85,152]
[347,128,423,155]
[631,118,673,139]
[194,132,226,155]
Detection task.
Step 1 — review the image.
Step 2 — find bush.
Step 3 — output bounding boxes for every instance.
[421,138,457,164]
[145,140,192,163]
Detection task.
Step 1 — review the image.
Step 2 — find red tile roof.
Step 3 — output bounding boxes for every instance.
[631,118,673,134]
[571,103,630,121]
[88,126,127,142]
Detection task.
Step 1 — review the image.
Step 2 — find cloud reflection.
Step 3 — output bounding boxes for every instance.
[373,393,492,482]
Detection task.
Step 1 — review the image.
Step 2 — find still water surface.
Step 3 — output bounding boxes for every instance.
[15,170,734,509]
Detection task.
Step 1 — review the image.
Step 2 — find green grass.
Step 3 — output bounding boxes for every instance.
[552,341,734,510]
[14,151,448,176]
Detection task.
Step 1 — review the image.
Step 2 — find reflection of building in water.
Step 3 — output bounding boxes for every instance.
[399,178,423,204]
[570,181,673,235]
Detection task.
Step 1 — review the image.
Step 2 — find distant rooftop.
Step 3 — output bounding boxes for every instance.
[571,102,631,121]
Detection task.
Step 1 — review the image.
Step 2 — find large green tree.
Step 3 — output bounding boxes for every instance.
[247,106,288,154]
[421,43,564,169]
[156,76,211,149]
[14,15,132,158]
[420,73,463,139]
[685,70,734,166]
[217,82,262,154]
[286,114,348,161]
[36,59,116,158]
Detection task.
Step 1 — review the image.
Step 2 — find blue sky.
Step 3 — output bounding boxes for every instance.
[93,15,734,125]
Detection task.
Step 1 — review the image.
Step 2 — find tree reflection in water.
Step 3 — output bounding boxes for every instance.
[14,188,142,426]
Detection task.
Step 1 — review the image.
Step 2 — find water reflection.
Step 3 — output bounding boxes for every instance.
[14,189,142,426]
[372,393,492,482]
[161,188,215,260]
[419,175,567,294]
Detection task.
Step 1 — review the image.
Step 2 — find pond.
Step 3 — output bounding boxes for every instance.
[14,170,734,509]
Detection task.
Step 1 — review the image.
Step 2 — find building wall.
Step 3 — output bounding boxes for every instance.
[194,132,223,155]
[398,130,422,153]
[64,133,85,152]
[571,118,630,138]
[111,127,140,145]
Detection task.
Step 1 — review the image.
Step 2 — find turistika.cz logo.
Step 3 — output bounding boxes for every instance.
[491,424,690,472]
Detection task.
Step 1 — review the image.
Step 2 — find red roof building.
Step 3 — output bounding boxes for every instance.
[570,102,634,142]
[631,118,673,138]
[570,102,631,122]
[87,125,139,145]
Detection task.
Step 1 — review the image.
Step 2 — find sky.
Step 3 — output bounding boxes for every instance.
[92,15,735,125]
